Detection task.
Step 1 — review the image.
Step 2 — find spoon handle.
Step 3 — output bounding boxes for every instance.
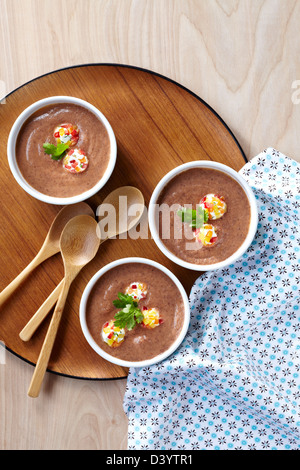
[0,244,56,309]
[19,280,63,342]
[27,278,71,398]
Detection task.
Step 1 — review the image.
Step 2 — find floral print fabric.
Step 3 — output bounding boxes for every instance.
[123,148,300,450]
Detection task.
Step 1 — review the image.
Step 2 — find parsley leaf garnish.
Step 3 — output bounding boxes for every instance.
[43,141,70,160]
[177,206,209,229]
[113,293,144,330]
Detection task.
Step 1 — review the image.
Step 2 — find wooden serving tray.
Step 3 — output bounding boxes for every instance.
[0,65,246,379]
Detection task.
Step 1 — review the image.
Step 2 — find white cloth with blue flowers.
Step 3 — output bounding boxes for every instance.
[123,148,300,450]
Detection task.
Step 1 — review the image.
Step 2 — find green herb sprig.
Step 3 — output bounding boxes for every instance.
[113,293,144,331]
[177,206,209,229]
[43,141,70,160]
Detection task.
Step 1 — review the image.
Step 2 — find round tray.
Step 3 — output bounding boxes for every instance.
[0,64,246,379]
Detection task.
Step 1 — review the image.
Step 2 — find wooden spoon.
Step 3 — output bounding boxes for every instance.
[0,202,94,309]
[20,186,144,341]
[96,186,145,240]
[27,215,100,398]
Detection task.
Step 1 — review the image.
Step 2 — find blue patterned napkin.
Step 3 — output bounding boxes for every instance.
[123,148,300,450]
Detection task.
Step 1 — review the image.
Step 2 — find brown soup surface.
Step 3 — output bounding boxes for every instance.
[85,263,185,362]
[16,103,111,197]
[157,168,251,265]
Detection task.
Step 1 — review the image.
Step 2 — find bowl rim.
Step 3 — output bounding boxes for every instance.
[148,160,258,271]
[79,256,191,368]
[7,95,117,205]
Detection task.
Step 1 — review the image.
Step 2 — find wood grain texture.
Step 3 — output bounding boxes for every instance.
[0,0,299,450]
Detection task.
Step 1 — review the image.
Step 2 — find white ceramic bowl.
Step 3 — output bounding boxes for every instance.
[148,160,258,272]
[79,257,190,368]
[7,96,117,205]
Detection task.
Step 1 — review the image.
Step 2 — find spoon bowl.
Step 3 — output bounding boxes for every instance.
[61,215,101,271]
[97,186,145,240]
[45,202,95,250]
[20,187,145,342]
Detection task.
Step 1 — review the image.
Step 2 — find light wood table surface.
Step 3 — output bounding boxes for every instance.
[1,0,299,450]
